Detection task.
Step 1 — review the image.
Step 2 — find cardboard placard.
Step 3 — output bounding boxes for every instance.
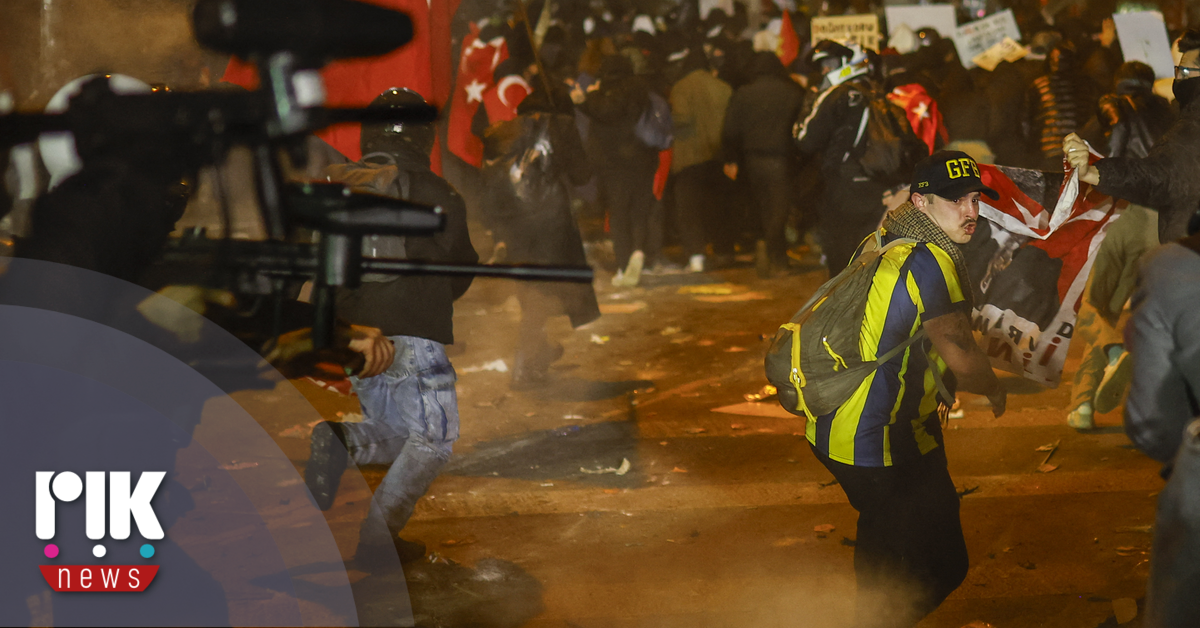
[884,5,957,39]
[952,10,1022,69]
[972,37,1029,71]
[811,14,882,52]
[1113,11,1174,80]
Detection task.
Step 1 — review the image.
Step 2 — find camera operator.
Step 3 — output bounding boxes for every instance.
[305,88,478,568]
[1065,30,1200,243]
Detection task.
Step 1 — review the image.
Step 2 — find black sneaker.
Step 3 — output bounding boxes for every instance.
[354,537,428,571]
[305,421,349,511]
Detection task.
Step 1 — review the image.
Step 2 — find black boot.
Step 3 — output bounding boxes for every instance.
[305,421,349,511]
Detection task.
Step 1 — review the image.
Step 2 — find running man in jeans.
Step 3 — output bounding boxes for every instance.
[304,88,477,567]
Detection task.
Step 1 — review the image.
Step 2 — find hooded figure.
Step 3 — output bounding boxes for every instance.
[482,83,599,387]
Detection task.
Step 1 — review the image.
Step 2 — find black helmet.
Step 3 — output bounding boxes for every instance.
[360,87,435,157]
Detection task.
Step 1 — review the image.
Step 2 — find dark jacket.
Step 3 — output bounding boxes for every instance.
[792,77,873,175]
[334,148,477,344]
[721,52,805,163]
[1098,90,1175,159]
[481,108,599,328]
[1095,98,1200,243]
[577,56,658,172]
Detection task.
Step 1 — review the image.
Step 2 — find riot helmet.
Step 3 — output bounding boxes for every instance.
[811,39,869,88]
[360,87,435,157]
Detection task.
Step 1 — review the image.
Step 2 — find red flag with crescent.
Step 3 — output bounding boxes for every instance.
[446,25,509,167]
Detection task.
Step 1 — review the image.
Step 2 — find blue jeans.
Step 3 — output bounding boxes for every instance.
[344,335,458,546]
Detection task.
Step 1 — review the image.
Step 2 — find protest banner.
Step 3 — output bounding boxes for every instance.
[1113,11,1174,79]
[962,161,1125,386]
[952,9,1021,69]
[884,5,957,39]
[811,14,881,51]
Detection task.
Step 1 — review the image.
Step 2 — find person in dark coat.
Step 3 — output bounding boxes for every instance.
[1066,29,1200,243]
[792,42,890,277]
[575,54,659,287]
[722,51,805,276]
[1096,61,1176,159]
[482,86,600,388]
[307,88,479,568]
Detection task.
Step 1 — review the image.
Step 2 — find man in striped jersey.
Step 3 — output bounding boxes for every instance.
[810,151,1007,628]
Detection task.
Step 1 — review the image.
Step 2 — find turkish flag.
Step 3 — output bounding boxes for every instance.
[482,74,532,125]
[447,26,508,167]
[776,11,800,67]
[886,83,948,154]
[221,0,458,171]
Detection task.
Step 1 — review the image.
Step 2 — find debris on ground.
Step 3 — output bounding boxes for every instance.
[305,376,354,395]
[1037,439,1061,473]
[958,485,980,497]
[697,339,715,346]
[660,326,681,335]
[677,284,738,295]
[1114,525,1153,533]
[219,461,259,471]
[1116,546,1147,556]
[590,334,609,345]
[459,359,509,374]
[578,456,633,477]
[684,427,707,434]
[672,467,688,473]
[440,536,478,547]
[744,384,778,402]
[279,419,323,439]
[773,537,802,547]
[598,302,646,314]
[724,346,748,352]
[1112,597,1138,624]
[730,423,745,430]
[818,479,840,489]
[813,524,836,533]
[1018,562,1036,570]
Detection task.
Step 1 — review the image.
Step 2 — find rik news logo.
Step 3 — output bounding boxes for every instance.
[36,471,165,592]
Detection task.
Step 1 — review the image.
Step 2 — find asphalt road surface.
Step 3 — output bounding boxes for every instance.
[210,259,1157,628]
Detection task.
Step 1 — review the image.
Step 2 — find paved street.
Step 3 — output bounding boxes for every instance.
[218,259,1160,628]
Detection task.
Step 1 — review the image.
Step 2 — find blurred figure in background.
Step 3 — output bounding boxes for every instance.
[668,48,733,272]
[483,85,599,389]
[722,51,804,278]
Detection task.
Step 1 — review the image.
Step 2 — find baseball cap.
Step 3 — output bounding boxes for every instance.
[910,150,999,201]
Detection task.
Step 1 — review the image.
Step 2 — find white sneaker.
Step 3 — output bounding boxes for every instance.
[611,270,626,287]
[688,254,705,273]
[622,250,644,287]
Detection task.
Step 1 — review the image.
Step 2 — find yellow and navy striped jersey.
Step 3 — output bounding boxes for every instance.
[806,236,967,467]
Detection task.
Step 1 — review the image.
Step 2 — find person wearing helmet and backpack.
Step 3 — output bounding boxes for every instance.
[794,40,926,278]
[305,88,478,569]
[769,151,1006,628]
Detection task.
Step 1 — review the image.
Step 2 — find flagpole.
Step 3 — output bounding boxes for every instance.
[512,0,557,110]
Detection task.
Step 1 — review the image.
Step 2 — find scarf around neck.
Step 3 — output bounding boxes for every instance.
[882,201,975,310]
